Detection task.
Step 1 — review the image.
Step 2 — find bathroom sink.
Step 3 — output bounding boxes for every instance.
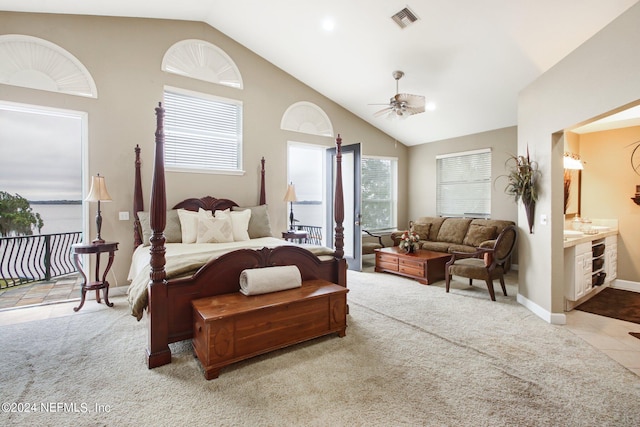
[563,230,583,238]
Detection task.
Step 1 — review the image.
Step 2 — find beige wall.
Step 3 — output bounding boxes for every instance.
[407,126,518,225]
[578,126,640,281]
[518,2,640,321]
[0,12,407,286]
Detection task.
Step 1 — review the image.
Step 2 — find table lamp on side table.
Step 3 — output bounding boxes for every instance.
[85,174,112,244]
[283,182,297,231]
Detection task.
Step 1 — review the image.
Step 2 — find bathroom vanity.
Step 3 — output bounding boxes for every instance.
[564,226,618,311]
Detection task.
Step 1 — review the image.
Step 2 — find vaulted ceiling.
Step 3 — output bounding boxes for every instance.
[1,0,638,145]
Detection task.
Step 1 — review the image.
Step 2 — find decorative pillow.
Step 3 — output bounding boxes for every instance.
[196,216,234,243]
[231,205,273,238]
[137,210,182,246]
[215,209,251,242]
[177,209,213,243]
[463,224,497,247]
[411,223,431,241]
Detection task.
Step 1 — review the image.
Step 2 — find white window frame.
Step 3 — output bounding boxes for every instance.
[436,148,491,218]
[361,155,398,231]
[163,86,243,175]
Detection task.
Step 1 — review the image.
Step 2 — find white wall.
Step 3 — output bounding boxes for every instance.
[0,12,407,285]
[518,2,640,321]
[407,126,518,227]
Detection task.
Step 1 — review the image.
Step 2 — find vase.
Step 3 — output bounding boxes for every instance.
[524,199,535,234]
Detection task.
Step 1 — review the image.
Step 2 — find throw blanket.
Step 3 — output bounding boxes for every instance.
[126,237,335,320]
[239,265,302,296]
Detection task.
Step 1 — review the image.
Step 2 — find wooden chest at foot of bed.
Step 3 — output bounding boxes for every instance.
[191,279,348,380]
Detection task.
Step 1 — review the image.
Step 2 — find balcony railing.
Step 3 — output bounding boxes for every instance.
[295,224,323,245]
[0,232,82,289]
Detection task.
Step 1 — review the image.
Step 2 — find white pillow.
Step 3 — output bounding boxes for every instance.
[215,209,252,242]
[196,215,234,243]
[177,209,213,243]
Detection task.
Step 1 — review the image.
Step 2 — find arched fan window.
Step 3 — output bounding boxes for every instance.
[0,34,97,98]
[161,39,243,89]
[281,102,334,137]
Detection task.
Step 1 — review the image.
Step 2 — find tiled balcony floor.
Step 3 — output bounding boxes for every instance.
[0,274,83,310]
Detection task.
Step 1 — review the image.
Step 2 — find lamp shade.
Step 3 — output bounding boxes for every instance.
[283,183,297,202]
[85,174,112,202]
[563,156,584,170]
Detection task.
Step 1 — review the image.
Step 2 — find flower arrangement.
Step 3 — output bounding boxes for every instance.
[398,231,420,253]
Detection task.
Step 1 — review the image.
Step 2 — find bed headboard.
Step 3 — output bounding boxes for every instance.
[172,196,238,212]
[133,141,266,248]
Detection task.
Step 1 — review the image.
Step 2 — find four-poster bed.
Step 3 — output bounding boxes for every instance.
[130,103,347,369]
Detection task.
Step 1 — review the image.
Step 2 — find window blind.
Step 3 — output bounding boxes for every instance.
[436,149,491,218]
[163,88,243,172]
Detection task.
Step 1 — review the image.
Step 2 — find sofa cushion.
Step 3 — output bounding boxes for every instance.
[420,241,453,253]
[436,218,472,244]
[446,243,478,254]
[463,224,497,247]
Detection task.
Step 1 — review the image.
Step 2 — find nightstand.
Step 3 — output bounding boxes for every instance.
[71,241,118,312]
[282,230,308,243]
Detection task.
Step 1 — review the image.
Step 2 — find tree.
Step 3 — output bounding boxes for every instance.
[0,192,44,237]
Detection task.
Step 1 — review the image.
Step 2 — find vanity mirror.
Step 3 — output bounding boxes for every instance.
[563,153,583,217]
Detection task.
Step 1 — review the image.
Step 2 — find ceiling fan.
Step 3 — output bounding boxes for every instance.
[372,70,425,118]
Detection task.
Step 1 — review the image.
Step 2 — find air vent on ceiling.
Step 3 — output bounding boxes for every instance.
[391,7,419,29]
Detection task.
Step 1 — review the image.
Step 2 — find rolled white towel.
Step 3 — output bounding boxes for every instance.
[239,265,302,296]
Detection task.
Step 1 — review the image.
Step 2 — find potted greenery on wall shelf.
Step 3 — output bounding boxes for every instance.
[499,147,540,234]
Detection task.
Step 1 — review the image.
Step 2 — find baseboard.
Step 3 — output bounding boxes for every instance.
[610,279,640,293]
[517,293,566,325]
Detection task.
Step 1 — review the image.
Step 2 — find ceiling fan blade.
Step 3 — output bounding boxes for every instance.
[373,107,392,118]
[395,93,425,108]
[403,107,425,116]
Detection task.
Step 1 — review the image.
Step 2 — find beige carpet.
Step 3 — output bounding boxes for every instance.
[2,270,640,426]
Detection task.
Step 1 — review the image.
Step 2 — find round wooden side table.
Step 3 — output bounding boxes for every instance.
[71,241,119,312]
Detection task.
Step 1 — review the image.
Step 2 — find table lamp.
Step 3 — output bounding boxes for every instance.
[85,174,112,243]
[283,182,297,231]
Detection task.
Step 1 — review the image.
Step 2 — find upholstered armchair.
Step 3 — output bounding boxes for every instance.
[362,229,384,255]
[444,225,517,301]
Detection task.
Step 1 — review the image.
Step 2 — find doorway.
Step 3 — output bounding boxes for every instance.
[0,101,87,236]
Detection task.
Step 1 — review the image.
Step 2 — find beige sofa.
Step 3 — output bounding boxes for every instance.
[391,217,516,254]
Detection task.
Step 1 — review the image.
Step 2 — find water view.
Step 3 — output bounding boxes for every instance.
[30,202,83,235]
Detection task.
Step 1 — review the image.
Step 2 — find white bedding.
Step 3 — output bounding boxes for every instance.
[126,237,334,320]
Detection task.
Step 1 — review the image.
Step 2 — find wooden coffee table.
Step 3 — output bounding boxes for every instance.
[375,246,451,285]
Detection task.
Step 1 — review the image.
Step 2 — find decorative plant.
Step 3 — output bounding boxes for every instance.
[398,231,420,253]
[499,146,540,233]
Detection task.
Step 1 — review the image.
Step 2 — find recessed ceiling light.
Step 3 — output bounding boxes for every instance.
[426,102,436,111]
[322,17,335,32]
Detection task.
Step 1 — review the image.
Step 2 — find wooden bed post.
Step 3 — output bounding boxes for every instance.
[259,157,266,205]
[146,102,171,369]
[333,135,347,285]
[133,144,144,247]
